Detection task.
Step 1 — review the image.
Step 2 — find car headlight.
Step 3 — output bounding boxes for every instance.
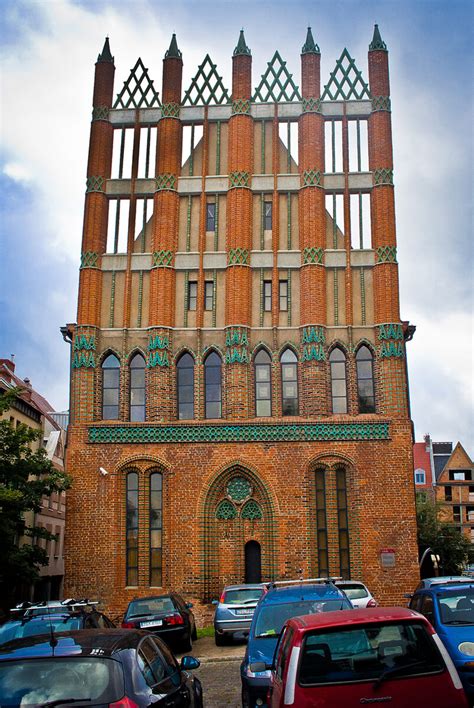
[458,642,474,656]
[246,668,271,678]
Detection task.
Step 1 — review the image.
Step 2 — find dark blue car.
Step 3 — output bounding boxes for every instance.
[409,582,474,704]
[240,579,352,708]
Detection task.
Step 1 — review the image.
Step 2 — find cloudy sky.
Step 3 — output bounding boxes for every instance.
[1,0,472,453]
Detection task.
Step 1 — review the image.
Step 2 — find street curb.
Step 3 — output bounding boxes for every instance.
[196,654,243,664]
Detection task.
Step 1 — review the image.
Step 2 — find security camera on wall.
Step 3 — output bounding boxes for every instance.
[99,467,109,476]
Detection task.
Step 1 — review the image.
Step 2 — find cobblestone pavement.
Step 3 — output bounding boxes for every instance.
[194,658,242,707]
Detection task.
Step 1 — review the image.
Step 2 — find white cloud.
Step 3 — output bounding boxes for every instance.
[3,161,33,182]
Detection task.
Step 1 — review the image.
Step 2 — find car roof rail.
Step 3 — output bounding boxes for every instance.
[10,598,100,613]
[265,576,343,589]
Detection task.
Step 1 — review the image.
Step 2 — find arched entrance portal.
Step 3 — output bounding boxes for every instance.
[201,464,275,601]
[245,541,261,583]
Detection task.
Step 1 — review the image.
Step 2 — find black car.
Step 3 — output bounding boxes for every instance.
[0,607,115,646]
[0,629,203,707]
[122,594,197,652]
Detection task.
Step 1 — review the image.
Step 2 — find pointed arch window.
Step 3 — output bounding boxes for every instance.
[149,472,162,586]
[329,348,347,414]
[356,345,375,413]
[177,353,194,420]
[254,349,272,417]
[102,354,120,420]
[126,471,138,586]
[130,353,146,422]
[281,348,298,416]
[315,469,329,576]
[336,468,350,578]
[204,351,222,419]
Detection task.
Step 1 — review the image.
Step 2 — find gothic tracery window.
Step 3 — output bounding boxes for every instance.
[102,353,120,420]
[280,348,298,416]
[177,352,194,420]
[356,345,375,413]
[329,348,348,414]
[129,353,146,422]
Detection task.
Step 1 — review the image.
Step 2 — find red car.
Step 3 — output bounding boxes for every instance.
[261,607,468,707]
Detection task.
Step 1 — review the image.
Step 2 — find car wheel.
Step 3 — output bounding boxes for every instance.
[192,623,198,641]
[181,634,193,653]
[214,630,227,646]
[241,687,251,708]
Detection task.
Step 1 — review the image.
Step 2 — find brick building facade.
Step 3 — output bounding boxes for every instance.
[64,26,419,617]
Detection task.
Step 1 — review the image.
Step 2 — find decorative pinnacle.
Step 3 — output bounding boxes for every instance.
[233,29,251,56]
[165,33,182,59]
[369,24,387,51]
[97,37,114,63]
[301,26,320,54]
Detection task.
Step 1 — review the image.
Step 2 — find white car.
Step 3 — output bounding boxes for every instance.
[335,580,377,608]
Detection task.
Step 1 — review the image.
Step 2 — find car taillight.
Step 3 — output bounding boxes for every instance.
[165,613,184,625]
[121,621,135,628]
[367,599,378,607]
[219,592,225,603]
[109,697,139,708]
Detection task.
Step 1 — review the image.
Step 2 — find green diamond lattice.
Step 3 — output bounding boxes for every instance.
[228,248,249,265]
[253,51,301,102]
[322,48,370,100]
[302,97,322,113]
[183,55,230,106]
[302,169,322,187]
[152,250,173,267]
[229,171,250,188]
[374,169,393,186]
[303,247,324,264]
[155,174,177,191]
[241,500,263,520]
[88,421,391,444]
[227,477,252,502]
[161,102,180,118]
[92,106,109,121]
[113,58,161,108]
[80,251,99,268]
[232,98,250,115]
[372,96,391,112]
[376,246,397,263]
[216,500,237,520]
[86,176,104,193]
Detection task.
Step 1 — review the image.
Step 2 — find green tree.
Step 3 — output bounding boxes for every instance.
[416,495,473,575]
[0,388,71,606]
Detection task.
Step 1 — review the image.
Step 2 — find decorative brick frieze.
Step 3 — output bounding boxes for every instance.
[88,421,391,444]
[72,331,96,369]
[225,327,249,364]
[378,323,404,358]
[147,333,170,368]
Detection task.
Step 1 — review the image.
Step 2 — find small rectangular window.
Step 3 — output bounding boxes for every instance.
[263,280,272,311]
[204,281,214,311]
[279,280,288,311]
[264,201,272,230]
[451,471,466,481]
[453,505,461,523]
[188,282,197,311]
[445,486,452,501]
[206,202,216,231]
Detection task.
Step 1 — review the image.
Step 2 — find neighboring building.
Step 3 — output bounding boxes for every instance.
[0,358,67,601]
[413,434,436,501]
[436,443,474,544]
[64,26,419,616]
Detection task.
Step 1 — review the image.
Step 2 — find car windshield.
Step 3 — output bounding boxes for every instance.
[254,599,350,638]
[298,621,444,685]
[224,589,264,605]
[437,588,474,625]
[338,585,369,600]
[0,657,124,706]
[0,618,82,645]
[127,597,175,617]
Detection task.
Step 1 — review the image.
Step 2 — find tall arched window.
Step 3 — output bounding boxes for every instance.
[126,471,138,586]
[329,348,347,414]
[204,351,222,419]
[130,353,146,422]
[336,468,350,578]
[315,469,329,577]
[356,345,375,413]
[280,348,298,416]
[177,353,194,420]
[102,353,120,419]
[254,349,272,417]
[149,472,163,587]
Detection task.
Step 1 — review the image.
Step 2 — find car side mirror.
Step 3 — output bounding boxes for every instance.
[404,593,413,599]
[186,602,193,609]
[250,661,270,673]
[211,600,218,605]
[181,655,200,670]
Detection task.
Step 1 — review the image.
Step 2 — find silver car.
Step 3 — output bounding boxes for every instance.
[334,580,377,608]
[213,584,265,645]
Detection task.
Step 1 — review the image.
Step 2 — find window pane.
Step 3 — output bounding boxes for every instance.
[103,405,119,419]
[103,369,120,388]
[103,388,119,405]
[282,364,296,380]
[331,379,347,397]
[179,386,194,403]
[256,399,271,417]
[331,362,346,379]
[103,354,120,368]
[179,403,194,420]
[131,388,145,405]
[151,473,162,492]
[206,401,221,418]
[256,383,270,399]
[256,365,270,381]
[150,530,162,548]
[178,367,194,386]
[131,406,145,422]
[358,379,373,398]
[283,383,297,398]
[333,397,348,414]
[281,349,297,363]
[150,568,162,586]
[206,384,221,402]
[282,399,298,415]
[357,361,372,379]
[205,366,221,384]
[131,369,145,387]
[329,348,345,362]
[127,568,138,586]
[255,350,271,364]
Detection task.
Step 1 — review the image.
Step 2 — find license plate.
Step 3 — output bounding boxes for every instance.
[235,609,253,615]
[140,620,163,628]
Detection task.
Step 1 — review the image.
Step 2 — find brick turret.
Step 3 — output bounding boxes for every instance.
[225,31,253,418]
